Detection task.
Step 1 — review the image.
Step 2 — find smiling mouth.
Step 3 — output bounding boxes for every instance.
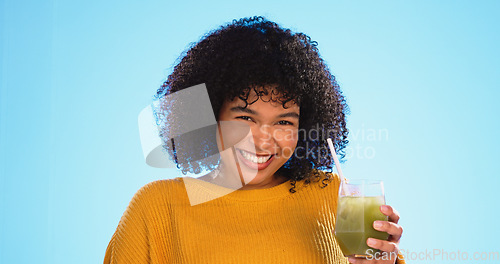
[236,149,274,164]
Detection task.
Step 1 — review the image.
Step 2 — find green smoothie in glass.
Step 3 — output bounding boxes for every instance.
[334,181,389,258]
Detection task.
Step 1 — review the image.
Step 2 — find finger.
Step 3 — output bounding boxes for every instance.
[373,220,403,241]
[380,205,400,224]
[367,238,399,253]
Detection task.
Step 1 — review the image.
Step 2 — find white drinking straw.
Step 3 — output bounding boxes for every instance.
[327,138,347,189]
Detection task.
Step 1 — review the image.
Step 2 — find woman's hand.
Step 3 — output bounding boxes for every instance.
[348,205,403,264]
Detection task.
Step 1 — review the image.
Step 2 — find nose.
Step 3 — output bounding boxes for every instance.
[248,125,275,153]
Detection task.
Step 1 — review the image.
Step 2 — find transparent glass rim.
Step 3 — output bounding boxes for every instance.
[344,179,383,186]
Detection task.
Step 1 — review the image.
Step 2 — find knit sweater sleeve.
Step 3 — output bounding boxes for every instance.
[104,183,156,264]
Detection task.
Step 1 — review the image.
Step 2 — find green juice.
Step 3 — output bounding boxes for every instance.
[334,196,389,257]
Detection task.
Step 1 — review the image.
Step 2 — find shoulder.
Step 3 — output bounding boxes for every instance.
[105,179,187,263]
[128,177,188,212]
[136,177,185,195]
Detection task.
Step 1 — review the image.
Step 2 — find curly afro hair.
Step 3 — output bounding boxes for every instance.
[155,16,349,187]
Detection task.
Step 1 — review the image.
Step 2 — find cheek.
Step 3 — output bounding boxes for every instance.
[275,129,298,157]
[216,121,252,151]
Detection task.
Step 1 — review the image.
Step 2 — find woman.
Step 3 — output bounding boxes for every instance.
[104,16,404,264]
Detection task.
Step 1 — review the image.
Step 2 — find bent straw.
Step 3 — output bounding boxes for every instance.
[327,138,347,193]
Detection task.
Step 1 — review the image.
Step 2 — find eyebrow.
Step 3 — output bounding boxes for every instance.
[230,106,257,115]
[277,112,300,119]
[230,106,299,119]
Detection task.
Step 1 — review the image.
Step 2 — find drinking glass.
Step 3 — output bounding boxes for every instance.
[334,180,389,258]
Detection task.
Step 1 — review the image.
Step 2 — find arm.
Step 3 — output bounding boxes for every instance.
[104,185,152,264]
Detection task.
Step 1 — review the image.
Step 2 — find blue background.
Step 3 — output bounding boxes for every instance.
[1,0,499,263]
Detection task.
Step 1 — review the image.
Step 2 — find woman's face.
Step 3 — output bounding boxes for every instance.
[217,88,300,189]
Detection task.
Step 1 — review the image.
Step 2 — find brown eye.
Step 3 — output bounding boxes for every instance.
[236,116,253,122]
[277,120,294,126]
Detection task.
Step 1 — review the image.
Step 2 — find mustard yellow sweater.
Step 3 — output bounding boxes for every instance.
[104,171,404,263]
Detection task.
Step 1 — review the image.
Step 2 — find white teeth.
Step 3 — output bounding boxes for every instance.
[239,149,272,164]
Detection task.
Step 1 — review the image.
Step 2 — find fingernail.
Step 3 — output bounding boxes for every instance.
[348,257,356,263]
[367,238,376,247]
[381,205,391,214]
[373,221,383,229]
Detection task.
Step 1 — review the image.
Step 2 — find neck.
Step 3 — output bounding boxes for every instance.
[238,172,288,190]
[198,164,289,190]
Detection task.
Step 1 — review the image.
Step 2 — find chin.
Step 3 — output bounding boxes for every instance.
[240,163,286,185]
